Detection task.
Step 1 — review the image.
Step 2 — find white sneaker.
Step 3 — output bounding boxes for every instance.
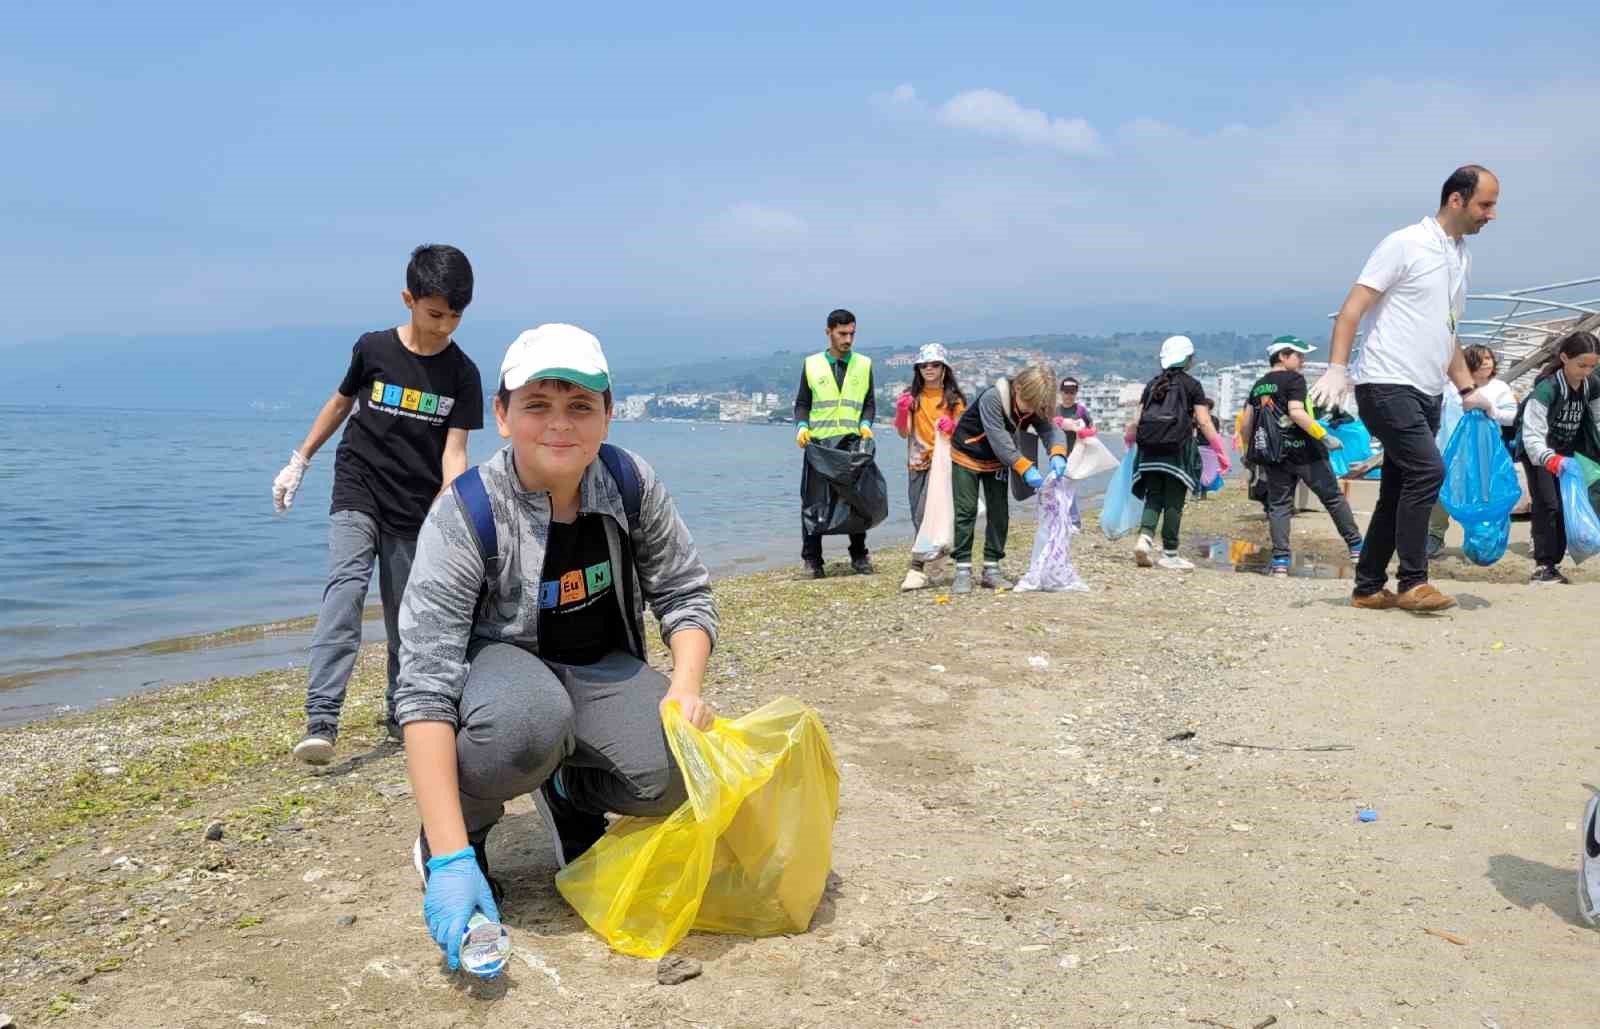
[1579,793,1600,926]
[1157,552,1194,571]
[1134,534,1155,568]
[292,733,335,766]
[900,568,929,591]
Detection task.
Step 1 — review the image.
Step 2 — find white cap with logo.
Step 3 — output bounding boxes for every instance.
[500,323,611,393]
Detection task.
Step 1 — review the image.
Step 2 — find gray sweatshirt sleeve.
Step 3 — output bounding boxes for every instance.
[1520,388,1555,467]
[977,388,1030,473]
[633,460,720,652]
[394,492,486,728]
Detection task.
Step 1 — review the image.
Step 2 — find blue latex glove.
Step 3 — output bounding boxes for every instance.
[1049,455,1068,479]
[1023,466,1044,489]
[422,846,500,970]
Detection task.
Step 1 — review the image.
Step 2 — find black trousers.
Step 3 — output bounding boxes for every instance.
[1353,384,1443,596]
[802,532,867,564]
[1521,457,1566,567]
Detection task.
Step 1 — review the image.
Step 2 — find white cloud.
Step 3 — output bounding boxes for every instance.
[890,83,917,105]
[707,202,810,248]
[937,88,1103,156]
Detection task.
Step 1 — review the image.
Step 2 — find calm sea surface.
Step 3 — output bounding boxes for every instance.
[0,405,1115,724]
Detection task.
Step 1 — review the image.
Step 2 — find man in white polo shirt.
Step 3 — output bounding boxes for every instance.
[1309,165,1500,612]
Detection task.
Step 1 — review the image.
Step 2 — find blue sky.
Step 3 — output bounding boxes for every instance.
[5,2,1598,362]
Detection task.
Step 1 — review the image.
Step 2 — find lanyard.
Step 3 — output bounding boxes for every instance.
[1425,216,1466,332]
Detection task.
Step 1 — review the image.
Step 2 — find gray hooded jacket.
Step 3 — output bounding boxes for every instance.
[394,445,718,728]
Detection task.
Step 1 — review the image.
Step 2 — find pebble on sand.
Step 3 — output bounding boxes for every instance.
[656,956,703,986]
[204,821,224,842]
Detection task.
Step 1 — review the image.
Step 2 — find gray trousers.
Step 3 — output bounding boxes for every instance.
[1265,460,1364,561]
[456,644,687,835]
[304,510,415,733]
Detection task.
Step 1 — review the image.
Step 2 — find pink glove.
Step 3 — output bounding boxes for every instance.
[1124,427,1137,447]
[1209,436,1232,474]
[893,392,914,434]
[1053,415,1068,430]
[936,415,955,436]
[1077,425,1097,440]
[1546,455,1570,477]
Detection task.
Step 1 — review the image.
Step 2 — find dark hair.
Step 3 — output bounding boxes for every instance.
[496,378,614,413]
[1462,344,1498,376]
[826,308,856,330]
[905,362,966,415]
[1149,367,1178,402]
[1269,348,1297,367]
[1537,330,1600,383]
[1439,165,1493,209]
[406,244,474,313]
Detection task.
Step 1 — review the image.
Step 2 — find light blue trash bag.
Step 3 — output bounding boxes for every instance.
[1436,390,1463,453]
[1099,446,1142,540]
[1560,462,1600,564]
[1438,410,1520,566]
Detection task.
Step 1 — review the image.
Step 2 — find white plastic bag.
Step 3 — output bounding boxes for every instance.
[1015,475,1089,593]
[1065,435,1119,479]
[912,434,954,560]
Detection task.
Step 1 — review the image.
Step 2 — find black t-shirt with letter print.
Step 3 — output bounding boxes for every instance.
[538,515,627,666]
[1247,370,1319,464]
[330,329,484,537]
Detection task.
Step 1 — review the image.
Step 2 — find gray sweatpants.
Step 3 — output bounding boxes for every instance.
[456,644,687,835]
[304,510,415,734]
[1265,460,1364,562]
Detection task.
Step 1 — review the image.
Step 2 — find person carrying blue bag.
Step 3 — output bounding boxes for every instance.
[1515,330,1600,583]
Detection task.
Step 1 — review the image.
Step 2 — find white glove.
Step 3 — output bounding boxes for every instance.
[1308,363,1350,409]
[1322,434,1344,451]
[1461,389,1495,415]
[273,451,310,513]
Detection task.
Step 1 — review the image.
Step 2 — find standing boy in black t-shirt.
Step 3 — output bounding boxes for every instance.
[272,244,485,765]
[1239,336,1364,576]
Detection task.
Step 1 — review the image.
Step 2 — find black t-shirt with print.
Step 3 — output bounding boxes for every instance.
[330,329,484,537]
[538,515,626,666]
[1248,369,1318,463]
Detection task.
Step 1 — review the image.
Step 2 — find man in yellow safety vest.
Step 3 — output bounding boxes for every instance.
[794,308,877,577]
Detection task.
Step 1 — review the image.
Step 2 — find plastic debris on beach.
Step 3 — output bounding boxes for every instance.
[1016,475,1089,593]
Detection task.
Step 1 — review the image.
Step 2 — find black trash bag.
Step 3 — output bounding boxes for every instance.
[800,435,889,537]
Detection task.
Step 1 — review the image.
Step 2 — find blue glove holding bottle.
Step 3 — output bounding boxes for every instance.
[1049,455,1068,479]
[422,846,500,970]
[1023,466,1044,489]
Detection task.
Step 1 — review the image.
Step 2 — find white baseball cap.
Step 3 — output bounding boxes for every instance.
[500,323,611,393]
[1159,335,1195,369]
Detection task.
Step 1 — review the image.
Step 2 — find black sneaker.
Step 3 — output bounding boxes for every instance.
[413,825,505,905]
[385,716,403,745]
[534,776,609,869]
[850,557,875,575]
[804,561,826,579]
[1530,565,1569,584]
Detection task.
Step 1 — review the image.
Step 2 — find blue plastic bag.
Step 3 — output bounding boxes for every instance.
[1322,419,1374,478]
[1439,410,1521,565]
[1560,462,1600,564]
[1099,446,1142,539]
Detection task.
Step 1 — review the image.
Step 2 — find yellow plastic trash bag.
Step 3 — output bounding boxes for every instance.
[554,696,841,959]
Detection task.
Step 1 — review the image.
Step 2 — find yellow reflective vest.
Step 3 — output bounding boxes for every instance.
[803,352,873,439]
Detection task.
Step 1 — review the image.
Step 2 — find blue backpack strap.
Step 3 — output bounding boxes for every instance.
[598,443,642,535]
[450,466,498,577]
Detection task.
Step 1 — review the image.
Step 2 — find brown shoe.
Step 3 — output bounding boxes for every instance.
[1395,583,1457,612]
[1350,588,1399,610]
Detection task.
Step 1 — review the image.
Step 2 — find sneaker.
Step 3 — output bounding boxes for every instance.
[413,826,505,905]
[292,728,336,766]
[979,564,1013,590]
[1134,534,1155,568]
[1425,535,1445,559]
[534,775,609,869]
[804,561,826,580]
[900,568,929,591]
[850,557,876,576]
[1157,551,1194,571]
[1350,588,1398,610]
[952,565,974,595]
[1578,793,1600,926]
[385,716,403,745]
[1531,565,1570,585]
[1269,558,1291,578]
[1348,542,1364,562]
[1395,583,1457,612]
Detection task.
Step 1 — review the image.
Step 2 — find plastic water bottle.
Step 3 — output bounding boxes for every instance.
[460,912,511,978]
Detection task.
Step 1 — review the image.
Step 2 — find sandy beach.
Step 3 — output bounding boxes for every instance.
[3,490,1597,1028]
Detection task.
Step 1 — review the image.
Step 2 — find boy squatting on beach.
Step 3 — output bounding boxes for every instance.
[392,323,719,969]
[273,245,484,765]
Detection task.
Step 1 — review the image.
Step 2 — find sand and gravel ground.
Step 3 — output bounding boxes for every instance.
[3,490,1598,1028]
